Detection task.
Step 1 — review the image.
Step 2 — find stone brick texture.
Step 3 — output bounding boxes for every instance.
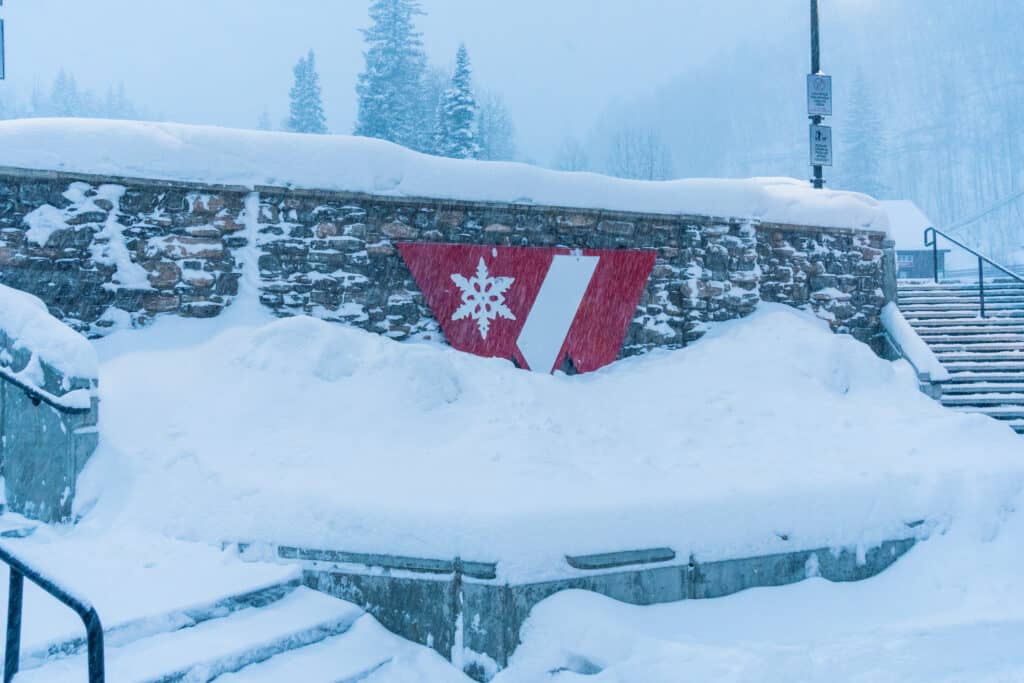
[0,169,892,355]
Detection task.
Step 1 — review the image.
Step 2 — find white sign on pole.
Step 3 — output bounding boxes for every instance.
[807,74,832,117]
[809,124,833,167]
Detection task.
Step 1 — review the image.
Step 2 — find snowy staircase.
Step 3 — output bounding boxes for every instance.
[11,579,399,683]
[898,280,1024,434]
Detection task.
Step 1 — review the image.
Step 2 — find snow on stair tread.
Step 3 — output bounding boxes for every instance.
[940,394,1024,406]
[919,334,1024,344]
[930,342,1024,352]
[947,405,1024,418]
[15,588,363,683]
[215,614,462,683]
[942,383,1024,393]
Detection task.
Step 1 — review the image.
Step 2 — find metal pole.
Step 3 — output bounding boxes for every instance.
[979,256,986,318]
[810,0,823,189]
[4,569,23,683]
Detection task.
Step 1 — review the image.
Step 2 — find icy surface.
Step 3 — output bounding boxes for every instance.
[0,282,98,383]
[0,118,888,231]
[82,303,1024,581]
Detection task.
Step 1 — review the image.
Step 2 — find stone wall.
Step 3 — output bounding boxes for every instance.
[0,169,247,336]
[0,168,894,353]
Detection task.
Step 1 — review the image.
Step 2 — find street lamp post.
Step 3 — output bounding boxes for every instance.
[810,0,822,188]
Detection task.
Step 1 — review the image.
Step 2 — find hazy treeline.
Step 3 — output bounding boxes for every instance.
[567,1,1024,260]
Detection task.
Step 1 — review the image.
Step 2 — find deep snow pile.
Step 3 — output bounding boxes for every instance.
[496,489,1024,682]
[79,303,1024,581]
[0,118,887,231]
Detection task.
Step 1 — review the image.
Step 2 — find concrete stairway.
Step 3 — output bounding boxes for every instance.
[898,280,1024,434]
[12,579,399,683]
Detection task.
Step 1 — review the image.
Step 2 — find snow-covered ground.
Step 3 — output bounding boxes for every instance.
[0,291,1018,679]
[496,501,1024,682]
[67,300,1022,583]
[0,118,887,231]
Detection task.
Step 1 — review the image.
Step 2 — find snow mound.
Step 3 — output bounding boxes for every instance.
[0,118,887,232]
[81,304,1024,580]
[0,282,98,383]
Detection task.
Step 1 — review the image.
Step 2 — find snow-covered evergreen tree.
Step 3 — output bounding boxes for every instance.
[435,44,479,159]
[355,0,428,150]
[553,136,591,172]
[476,89,516,161]
[257,109,273,131]
[50,70,81,117]
[287,50,328,134]
[842,72,887,199]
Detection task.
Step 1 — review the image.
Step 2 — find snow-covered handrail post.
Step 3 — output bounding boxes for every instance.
[0,541,105,683]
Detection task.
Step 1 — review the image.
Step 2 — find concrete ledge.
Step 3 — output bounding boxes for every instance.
[257,536,917,681]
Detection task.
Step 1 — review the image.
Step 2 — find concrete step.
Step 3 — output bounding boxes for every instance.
[902,311,1024,321]
[908,318,1024,328]
[942,361,1024,373]
[898,295,1024,305]
[944,372,1024,384]
[19,579,304,671]
[213,616,398,683]
[948,405,1024,420]
[919,334,1024,345]
[15,588,363,683]
[937,356,1024,366]
[899,303,1024,313]
[1009,419,1024,434]
[940,394,1024,407]
[929,342,1024,353]
[942,382,1024,394]
[899,282,1024,292]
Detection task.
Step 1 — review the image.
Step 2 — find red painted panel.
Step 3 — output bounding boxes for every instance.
[398,243,655,373]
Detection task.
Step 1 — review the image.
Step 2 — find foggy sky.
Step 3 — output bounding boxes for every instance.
[0,0,853,162]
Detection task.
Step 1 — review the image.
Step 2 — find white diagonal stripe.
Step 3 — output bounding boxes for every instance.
[516,254,599,372]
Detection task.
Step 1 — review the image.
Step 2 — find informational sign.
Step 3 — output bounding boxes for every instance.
[398,243,655,374]
[809,124,833,167]
[807,73,831,117]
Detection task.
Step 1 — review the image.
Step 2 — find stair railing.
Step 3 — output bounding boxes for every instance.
[924,226,1024,318]
[0,541,104,683]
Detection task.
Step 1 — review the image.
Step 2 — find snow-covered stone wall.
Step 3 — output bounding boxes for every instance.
[0,168,894,351]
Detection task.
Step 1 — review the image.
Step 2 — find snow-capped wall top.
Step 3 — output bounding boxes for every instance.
[0,118,889,233]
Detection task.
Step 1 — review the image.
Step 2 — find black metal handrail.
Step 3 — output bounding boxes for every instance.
[0,541,104,682]
[0,367,92,415]
[924,226,1024,318]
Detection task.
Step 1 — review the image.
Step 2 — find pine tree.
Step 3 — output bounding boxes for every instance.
[842,72,887,198]
[355,0,428,150]
[287,50,328,134]
[50,70,81,117]
[476,89,516,161]
[435,44,479,159]
[257,109,273,131]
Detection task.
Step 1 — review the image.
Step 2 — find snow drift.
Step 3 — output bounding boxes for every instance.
[0,118,888,232]
[80,304,1024,581]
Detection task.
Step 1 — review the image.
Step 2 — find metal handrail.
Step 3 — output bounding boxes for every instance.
[0,542,104,682]
[924,226,1024,318]
[0,367,92,415]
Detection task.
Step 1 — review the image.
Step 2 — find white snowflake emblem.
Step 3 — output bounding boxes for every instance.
[450,258,516,339]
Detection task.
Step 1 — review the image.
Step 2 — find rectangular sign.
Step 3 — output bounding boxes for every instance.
[809,124,833,167]
[807,73,831,117]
